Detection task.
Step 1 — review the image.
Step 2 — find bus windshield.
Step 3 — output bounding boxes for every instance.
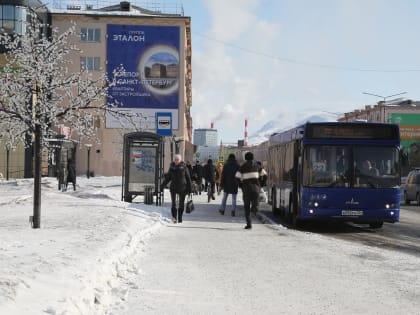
[303,145,400,188]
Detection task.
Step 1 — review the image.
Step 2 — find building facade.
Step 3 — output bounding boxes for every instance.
[338,99,420,175]
[0,0,49,179]
[1,1,193,178]
[193,128,218,146]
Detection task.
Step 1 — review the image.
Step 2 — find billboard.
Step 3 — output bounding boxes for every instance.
[106,24,180,129]
[128,146,156,191]
[389,113,420,172]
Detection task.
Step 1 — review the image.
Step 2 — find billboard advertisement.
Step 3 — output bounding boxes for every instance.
[106,24,180,129]
[389,113,420,173]
[128,146,156,191]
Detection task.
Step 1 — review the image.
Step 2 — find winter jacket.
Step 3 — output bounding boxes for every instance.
[162,161,192,194]
[66,161,76,184]
[203,160,217,182]
[235,160,263,196]
[221,160,239,194]
[216,162,224,185]
[192,164,204,181]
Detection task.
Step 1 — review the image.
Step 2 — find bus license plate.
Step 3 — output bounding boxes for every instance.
[341,210,363,216]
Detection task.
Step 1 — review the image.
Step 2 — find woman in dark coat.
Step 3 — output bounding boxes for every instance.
[161,154,192,223]
[219,154,239,216]
[66,158,76,191]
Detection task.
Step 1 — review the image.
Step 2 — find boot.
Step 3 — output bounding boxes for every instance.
[231,210,235,217]
[219,209,224,215]
[178,208,183,223]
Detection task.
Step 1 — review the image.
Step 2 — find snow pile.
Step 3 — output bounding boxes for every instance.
[0,176,167,314]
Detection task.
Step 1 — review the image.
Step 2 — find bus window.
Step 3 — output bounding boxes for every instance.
[353,146,399,188]
[303,145,350,187]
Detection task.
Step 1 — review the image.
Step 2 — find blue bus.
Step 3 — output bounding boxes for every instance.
[267,122,401,228]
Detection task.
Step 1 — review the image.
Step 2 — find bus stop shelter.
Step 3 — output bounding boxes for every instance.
[122,132,164,205]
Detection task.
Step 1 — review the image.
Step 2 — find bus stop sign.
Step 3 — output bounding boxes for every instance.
[156,112,172,136]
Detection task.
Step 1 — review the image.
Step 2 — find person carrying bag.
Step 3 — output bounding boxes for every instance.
[185,194,194,214]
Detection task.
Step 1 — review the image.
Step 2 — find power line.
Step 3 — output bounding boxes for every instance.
[193,32,420,73]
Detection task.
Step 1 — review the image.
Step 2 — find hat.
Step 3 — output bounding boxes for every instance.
[245,152,254,161]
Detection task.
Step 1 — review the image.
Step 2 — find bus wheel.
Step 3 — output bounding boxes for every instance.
[369,222,383,229]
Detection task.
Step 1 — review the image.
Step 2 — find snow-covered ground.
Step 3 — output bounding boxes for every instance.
[0,176,168,314]
[1,176,420,314]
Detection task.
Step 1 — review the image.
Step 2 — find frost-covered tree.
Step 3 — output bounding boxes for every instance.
[0,18,128,146]
[0,14,130,228]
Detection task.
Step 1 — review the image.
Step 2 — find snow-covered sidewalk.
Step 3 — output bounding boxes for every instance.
[2,176,420,314]
[0,176,168,315]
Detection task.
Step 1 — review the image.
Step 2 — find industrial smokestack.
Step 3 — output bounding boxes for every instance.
[244,118,248,147]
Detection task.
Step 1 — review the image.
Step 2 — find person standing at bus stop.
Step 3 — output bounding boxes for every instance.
[66,158,76,191]
[160,154,192,223]
[235,152,264,229]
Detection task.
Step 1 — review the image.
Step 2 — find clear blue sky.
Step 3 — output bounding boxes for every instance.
[53,1,420,144]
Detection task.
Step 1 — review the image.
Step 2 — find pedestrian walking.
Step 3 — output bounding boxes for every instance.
[203,159,217,200]
[256,161,267,187]
[160,154,192,223]
[235,152,265,229]
[192,160,204,194]
[216,161,224,194]
[66,158,76,191]
[219,154,239,216]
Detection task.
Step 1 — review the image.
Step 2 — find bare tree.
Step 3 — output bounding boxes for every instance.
[0,15,129,228]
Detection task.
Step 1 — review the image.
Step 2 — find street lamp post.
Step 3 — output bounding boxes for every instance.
[363,92,407,122]
[85,144,92,179]
[362,91,407,102]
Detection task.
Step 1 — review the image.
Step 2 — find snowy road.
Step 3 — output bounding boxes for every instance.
[110,192,420,315]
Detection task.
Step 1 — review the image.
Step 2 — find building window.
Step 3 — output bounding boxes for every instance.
[80,28,101,42]
[0,5,27,35]
[80,57,101,71]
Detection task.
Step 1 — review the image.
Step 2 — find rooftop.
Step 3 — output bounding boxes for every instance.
[45,1,184,16]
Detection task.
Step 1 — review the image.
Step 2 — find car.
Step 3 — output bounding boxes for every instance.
[403,169,420,205]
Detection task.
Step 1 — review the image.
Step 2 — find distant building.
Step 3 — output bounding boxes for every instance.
[195,145,220,164]
[0,1,193,177]
[193,128,218,146]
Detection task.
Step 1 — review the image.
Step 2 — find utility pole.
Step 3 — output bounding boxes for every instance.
[85,144,92,178]
[32,81,41,228]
